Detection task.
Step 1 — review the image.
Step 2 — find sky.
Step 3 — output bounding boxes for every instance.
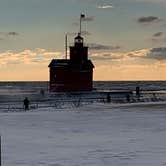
[0,0,166,81]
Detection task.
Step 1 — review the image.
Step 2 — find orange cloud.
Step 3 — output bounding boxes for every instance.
[0,48,166,81]
[0,49,63,66]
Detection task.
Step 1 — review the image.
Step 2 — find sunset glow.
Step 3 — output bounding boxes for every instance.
[0,0,166,81]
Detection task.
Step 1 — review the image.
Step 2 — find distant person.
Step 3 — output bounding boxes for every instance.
[136,86,140,97]
[24,97,30,110]
[126,94,130,102]
[40,89,45,96]
[106,92,111,103]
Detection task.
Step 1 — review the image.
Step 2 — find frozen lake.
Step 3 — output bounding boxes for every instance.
[1,102,166,166]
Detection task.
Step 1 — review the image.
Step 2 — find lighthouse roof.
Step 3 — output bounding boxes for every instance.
[75,34,83,40]
[48,59,70,67]
[48,59,94,69]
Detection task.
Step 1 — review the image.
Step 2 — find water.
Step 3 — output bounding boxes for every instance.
[0,81,166,92]
[0,81,166,95]
[94,81,166,91]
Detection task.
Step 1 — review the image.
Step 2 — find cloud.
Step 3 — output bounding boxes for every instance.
[118,47,166,61]
[151,32,166,43]
[127,49,151,58]
[8,32,19,36]
[88,43,121,50]
[137,16,160,23]
[3,47,164,67]
[1,46,166,80]
[0,49,63,66]
[97,3,113,9]
[0,32,19,36]
[146,47,166,60]
[0,31,19,40]
[90,48,153,63]
[153,32,163,37]
[91,52,123,61]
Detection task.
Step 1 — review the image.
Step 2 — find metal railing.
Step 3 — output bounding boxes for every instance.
[0,90,166,112]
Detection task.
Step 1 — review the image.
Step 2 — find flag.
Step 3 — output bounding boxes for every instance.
[81,14,85,19]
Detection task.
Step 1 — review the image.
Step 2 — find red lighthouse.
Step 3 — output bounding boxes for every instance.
[48,32,94,92]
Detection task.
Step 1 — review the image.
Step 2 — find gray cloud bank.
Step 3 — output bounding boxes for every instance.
[153,32,163,37]
[146,47,166,60]
[88,43,121,50]
[0,32,19,40]
[8,32,19,36]
[128,47,166,61]
[138,16,160,23]
[97,3,113,9]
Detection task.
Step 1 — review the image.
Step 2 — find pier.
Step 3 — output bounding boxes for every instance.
[0,90,166,111]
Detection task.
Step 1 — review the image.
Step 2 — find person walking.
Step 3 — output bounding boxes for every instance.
[136,86,140,97]
[106,92,111,103]
[24,97,30,110]
[126,94,130,102]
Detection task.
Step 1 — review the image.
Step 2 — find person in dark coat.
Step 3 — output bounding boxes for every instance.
[126,94,130,102]
[106,92,111,103]
[24,97,30,110]
[136,86,140,97]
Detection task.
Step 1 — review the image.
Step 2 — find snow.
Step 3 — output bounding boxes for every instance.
[1,102,166,166]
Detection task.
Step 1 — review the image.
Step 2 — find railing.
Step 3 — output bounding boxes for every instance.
[0,90,166,112]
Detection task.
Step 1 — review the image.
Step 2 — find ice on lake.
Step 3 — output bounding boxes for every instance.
[1,102,166,166]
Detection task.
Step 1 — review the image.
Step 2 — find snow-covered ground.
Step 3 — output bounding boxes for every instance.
[1,102,166,166]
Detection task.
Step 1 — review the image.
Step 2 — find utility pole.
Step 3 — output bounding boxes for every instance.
[65,34,68,59]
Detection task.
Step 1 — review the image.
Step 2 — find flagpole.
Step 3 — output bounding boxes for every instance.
[80,13,85,35]
[80,14,82,35]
